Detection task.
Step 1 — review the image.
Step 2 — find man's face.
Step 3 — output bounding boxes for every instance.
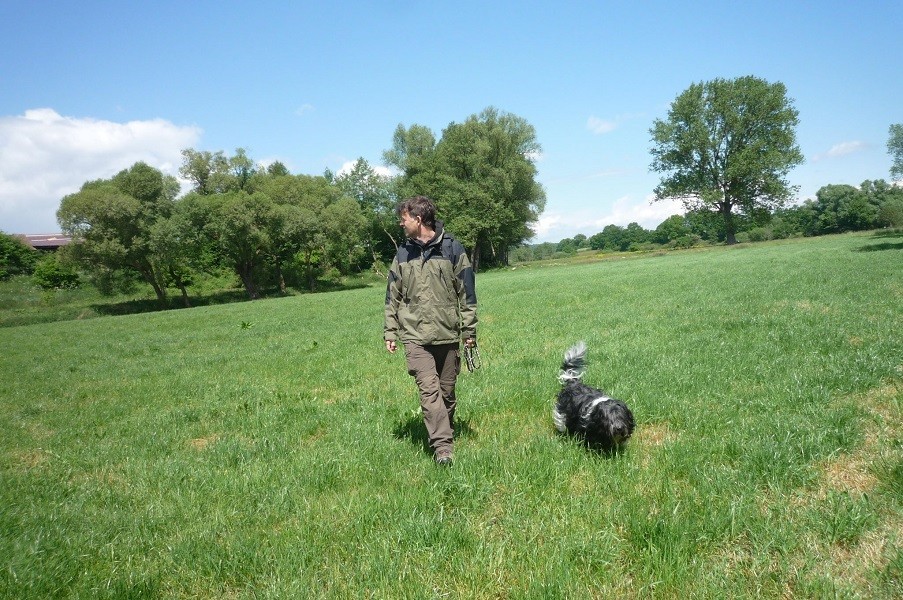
[399,210,421,238]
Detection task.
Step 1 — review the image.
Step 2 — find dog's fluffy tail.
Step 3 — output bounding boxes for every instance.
[558,341,587,384]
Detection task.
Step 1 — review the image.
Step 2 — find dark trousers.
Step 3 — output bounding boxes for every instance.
[403,342,460,455]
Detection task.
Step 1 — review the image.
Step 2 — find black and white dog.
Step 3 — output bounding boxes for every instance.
[553,341,635,451]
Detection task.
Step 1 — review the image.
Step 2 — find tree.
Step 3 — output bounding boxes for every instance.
[590,224,625,251]
[266,161,290,177]
[148,214,195,307]
[684,208,727,242]
[261,175,352,291]
[556,238,578,255]
[384,107,546,270]
[650,76,804,244]
[877,198,903,228]
[57,162,180,302]
[321,197,369,276]
[383,124,437,198]
[332,158,398,270]
[808,184,878,234]
[652,215,691,245]
[179,148,257,195]
[188,190,274,299]
[622,222,650,250]
[889,124,903,180]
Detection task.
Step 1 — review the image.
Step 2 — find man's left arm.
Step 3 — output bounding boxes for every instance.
[455,252,478,343]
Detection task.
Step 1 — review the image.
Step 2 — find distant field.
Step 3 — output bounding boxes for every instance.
[1,232,901,598]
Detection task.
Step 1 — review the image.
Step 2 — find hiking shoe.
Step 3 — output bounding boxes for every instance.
[435,451,453,466]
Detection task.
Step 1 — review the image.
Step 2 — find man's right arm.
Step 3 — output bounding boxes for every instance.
[384,258,402,351]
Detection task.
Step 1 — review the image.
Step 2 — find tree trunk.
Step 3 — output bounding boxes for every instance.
[178,283,191,308]
[720,203,738,245]
[137,263,168,304]
[168,267,191,308]
[237,262,260,299]
[305,251,316,291]
[275,260,286,294]
[150,281,167,304]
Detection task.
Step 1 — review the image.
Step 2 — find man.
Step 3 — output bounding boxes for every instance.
[384,196,477,466]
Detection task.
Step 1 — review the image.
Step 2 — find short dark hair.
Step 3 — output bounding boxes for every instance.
[397,196,437,229]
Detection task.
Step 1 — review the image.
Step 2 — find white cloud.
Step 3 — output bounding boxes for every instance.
[595,194,684,229]
[587,116,617,134]
[0,109,201,233]
[532,213,563,238]
[295,103,315,116]
[587,113,643,136]
[531,194,684,242]
[813,140,867,162]
[335,159,397,178]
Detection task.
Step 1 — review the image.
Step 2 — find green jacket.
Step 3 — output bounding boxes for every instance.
[384,223,477,346]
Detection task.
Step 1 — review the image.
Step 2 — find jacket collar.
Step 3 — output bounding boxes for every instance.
[412,220,445,248]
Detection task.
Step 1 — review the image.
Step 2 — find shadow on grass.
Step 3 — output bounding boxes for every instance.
[851,229,903,253]
[91,280,375,317]
[392,411,476,457]
[855,241,903,252]
[869,229,903,239]
[554,430,630,459]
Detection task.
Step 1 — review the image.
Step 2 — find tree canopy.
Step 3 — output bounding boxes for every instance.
[57,151,371,303]
[331,158,398,271]
[384,107,546,270]
[650,76,804,244]
[57,162,180,302]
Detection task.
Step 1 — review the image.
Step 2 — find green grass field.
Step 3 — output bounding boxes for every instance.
[2,232,901,598]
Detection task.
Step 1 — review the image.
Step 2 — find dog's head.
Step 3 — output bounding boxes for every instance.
[585,400,635,449]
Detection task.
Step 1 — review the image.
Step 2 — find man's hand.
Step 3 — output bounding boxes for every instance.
[464,337,476,348]
[385,339,397,353]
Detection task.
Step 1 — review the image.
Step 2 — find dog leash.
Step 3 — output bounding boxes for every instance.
[464,341,481,373]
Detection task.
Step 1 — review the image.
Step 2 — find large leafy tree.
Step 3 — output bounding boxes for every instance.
[650,76,804,244]
[259,173,350,291]
[182,190,275,299]
[384,107,546,270]
[383,124,438,199]
[57,162,180,302]
[888,124,903,180]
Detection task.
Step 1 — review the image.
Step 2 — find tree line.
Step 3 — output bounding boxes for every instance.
[512,178,903,263]
[2,107,545,304]
[3,79,902,301]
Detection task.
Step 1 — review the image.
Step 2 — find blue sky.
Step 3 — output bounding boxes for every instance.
[1,0,900,242]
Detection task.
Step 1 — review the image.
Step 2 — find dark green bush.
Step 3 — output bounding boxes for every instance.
[0,232,39,279]
[669,235,700,249]
[32,254,80,290]
[746,227,771,242]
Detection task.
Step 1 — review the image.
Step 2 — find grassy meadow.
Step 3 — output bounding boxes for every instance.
[1,231,901,598]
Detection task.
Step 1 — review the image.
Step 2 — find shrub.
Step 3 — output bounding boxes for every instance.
[746,227,771,242]
[877,199,903,228]
[669,235,700,249]
[0,232,39,279]
[32,254,80,290]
